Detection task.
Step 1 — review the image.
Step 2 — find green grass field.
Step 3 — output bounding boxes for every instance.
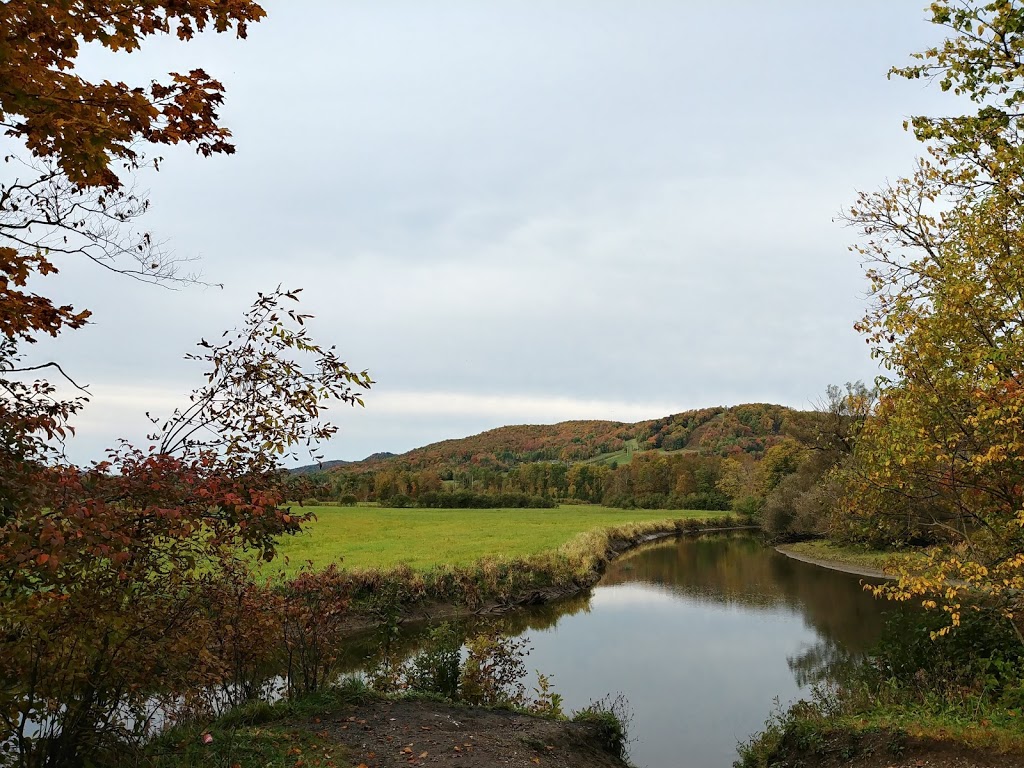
[582,441,701,467]
[268,504,726,576]
[582,439,641,466]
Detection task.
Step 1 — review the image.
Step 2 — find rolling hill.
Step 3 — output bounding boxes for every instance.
[328,403,800,475]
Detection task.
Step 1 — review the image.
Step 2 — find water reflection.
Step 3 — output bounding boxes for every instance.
[335,591,595,673]
[604,534,888,655]
[345,535,895,768]
[511,535,893,768]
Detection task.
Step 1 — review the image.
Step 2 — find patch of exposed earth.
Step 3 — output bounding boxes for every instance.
[299,699,630,768]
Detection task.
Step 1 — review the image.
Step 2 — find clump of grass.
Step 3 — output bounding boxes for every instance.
[736,609,1024,766]
[572,693,635,761]
[137,678,371,768]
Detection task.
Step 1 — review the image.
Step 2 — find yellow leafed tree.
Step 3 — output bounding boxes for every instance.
[843,0,1024,638]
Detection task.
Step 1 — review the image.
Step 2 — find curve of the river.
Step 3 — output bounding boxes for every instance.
[341,533,899,768]
[506,533,895,768]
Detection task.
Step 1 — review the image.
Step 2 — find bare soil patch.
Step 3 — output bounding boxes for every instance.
[299,699,630,768]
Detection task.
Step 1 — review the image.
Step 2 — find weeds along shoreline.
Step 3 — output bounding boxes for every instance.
[318,515,757,634]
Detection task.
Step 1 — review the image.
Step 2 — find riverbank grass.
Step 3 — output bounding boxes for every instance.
[778,540,905,574]
[270,504,727,575]
[736,697,1024,768]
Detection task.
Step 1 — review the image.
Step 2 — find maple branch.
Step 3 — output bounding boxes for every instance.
[6,362,91,395]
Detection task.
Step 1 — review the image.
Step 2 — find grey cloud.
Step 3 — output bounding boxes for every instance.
[23,1,957,464]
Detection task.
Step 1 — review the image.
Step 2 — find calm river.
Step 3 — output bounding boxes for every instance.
[345,533,895,768]
[500,533,891,768]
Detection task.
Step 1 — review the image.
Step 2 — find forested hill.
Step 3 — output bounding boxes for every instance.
[291,453,397,475]
[331,403,799,475]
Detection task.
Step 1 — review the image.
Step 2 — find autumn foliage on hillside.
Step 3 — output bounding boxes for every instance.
[351,420,635,471]
[339,403,794,476]
[639,403,791,455]
[301,404,803,511]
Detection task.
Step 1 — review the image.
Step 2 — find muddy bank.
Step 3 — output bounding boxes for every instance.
[301,699,631,768]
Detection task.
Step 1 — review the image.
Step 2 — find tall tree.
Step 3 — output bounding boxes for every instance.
[1,0,270,456]
[844,0,1024,637]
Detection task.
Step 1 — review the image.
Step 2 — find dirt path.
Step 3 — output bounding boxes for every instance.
[298,700,1024,768]
[301,700,630,768]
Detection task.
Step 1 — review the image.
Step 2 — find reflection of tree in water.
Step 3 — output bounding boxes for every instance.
[603,534,899,658]
[787,636,859,688]
[335,591,595,674]
[336,535,903,690]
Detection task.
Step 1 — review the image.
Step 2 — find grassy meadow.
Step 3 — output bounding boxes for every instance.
[268,504,727,576]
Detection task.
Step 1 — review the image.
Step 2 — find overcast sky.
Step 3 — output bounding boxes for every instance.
[21,2,958,465]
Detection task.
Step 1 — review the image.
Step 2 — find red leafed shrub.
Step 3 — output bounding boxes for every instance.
[0,289,370,766]
[279,565,354,698]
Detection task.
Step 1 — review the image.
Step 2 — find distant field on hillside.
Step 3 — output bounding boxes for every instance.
[267,504,728,576]
[581,438,641,466]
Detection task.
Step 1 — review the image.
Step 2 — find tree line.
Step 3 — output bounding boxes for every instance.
[290,407,850,515]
